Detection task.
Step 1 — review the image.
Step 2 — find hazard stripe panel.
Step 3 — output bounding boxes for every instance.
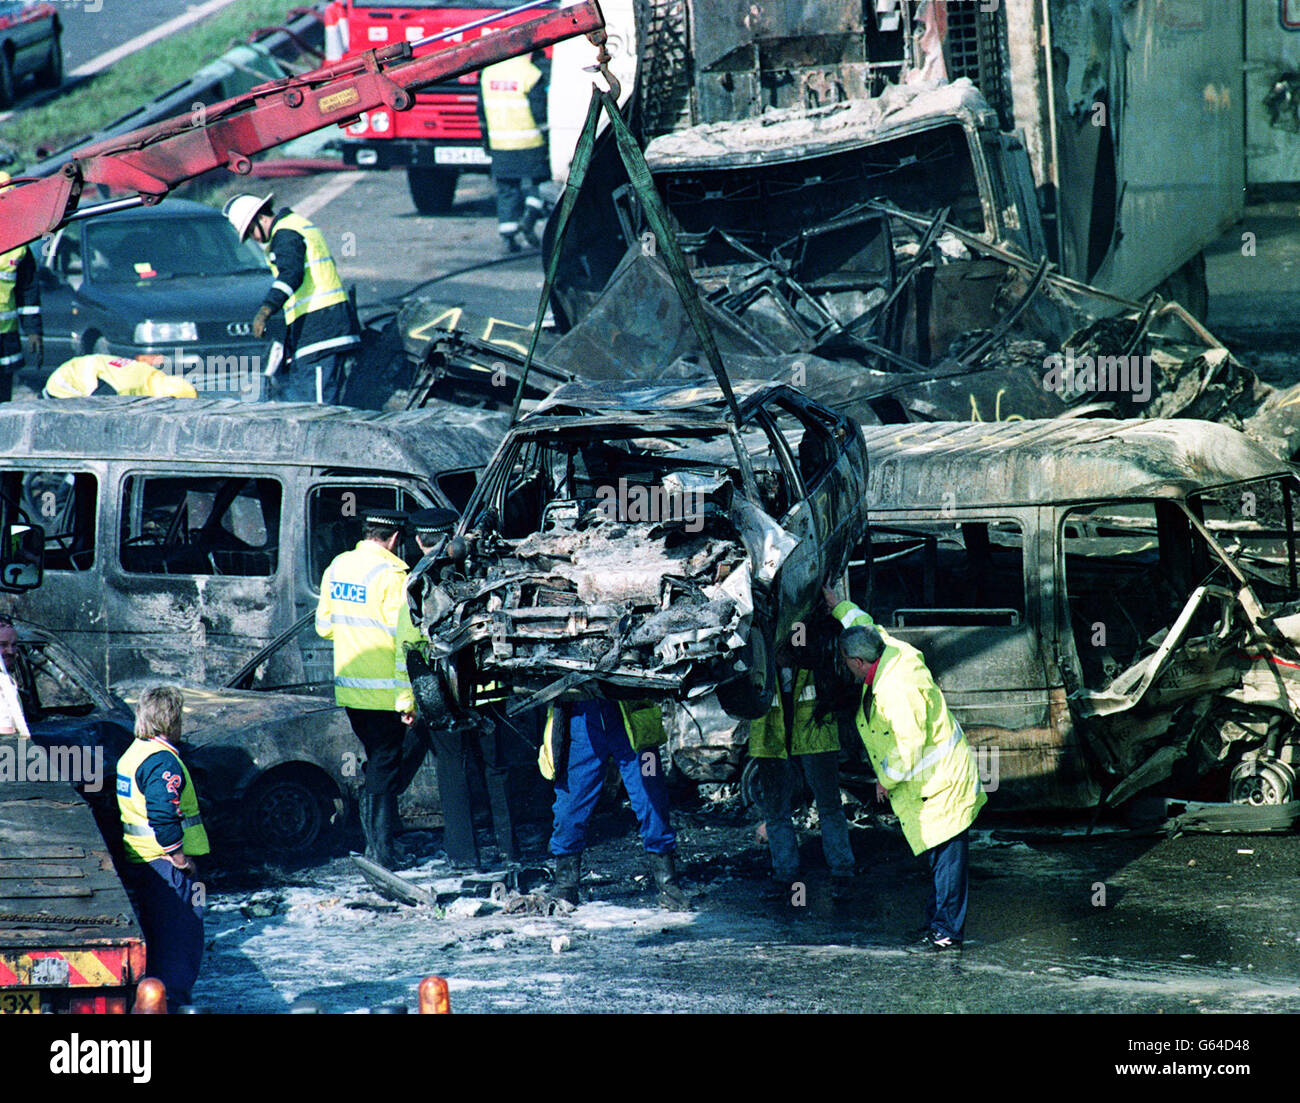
[0,947,138,987]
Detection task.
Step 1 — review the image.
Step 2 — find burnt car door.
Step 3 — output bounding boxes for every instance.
[747,393,869,640]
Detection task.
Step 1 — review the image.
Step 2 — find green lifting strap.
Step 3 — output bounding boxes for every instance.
[508,86,744,426]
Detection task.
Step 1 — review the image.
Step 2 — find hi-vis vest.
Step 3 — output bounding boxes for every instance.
[116,738,210,863]
[315,539,421,712]
[268,212,348,327]
[44,355,198,398]
[747,668,840,759]
[0,246,35,336]
[832,600,985,855]
[481,55,544,151]
[538,700,665,781]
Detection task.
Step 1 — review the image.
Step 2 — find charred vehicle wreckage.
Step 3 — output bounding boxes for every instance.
[406,381,870,724]
[860,418,1300,820]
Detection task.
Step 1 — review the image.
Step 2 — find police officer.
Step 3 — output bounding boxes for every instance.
[223,192,359,404]
[539,698,688,910]
[116,686,209,1011]
[749,661,855,903]
[476,51,550,253]
[0,172,43,402]
[826,586,986,953]
[42,355,198,398]
[315,508,422,866]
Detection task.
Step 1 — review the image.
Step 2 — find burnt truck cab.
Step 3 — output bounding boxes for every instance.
[407,380,870,722]
[0,399,505,693]
[859,418,1300,811]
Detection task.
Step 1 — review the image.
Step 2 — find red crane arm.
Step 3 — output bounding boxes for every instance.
[0,1,605,252]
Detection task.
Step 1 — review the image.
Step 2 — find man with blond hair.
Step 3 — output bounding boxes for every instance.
[116,686,209,1009]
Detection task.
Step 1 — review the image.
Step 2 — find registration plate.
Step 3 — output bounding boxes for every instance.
[0,989,40,1014]
[434,146,490,166]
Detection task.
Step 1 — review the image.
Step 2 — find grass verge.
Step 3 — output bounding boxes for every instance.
[0,0,317,168]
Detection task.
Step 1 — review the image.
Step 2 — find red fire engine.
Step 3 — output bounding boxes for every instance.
[327,0,557,213]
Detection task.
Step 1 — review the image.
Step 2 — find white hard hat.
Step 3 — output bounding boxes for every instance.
[222,192,274,241]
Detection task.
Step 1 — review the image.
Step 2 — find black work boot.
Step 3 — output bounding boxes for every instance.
[359,794,380,862]
[549,853,581,905]
[649,851,691,912]
[370,793,399,869]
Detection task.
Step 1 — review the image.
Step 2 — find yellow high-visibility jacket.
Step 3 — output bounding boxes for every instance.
[316,539,421,713]
[116,737,210,863]
[481,55,545,151]
[747,668,840,759]
[44,355,198,398]
[267,211,348,327]
[538,700,665,781]
[833,600,985,855]
[0,244,40,341]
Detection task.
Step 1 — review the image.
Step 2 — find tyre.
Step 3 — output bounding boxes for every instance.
[0,50,15,111]
[35,34,62,90]
[406,167,458,215]
[716,612,777,721]
[407,647,454,726]
[89,333,110,355]
[245,769,334,857]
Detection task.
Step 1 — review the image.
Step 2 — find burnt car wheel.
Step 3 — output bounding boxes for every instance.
[246,769,334,856]
[407,648,454,726]
[716,612,776,720]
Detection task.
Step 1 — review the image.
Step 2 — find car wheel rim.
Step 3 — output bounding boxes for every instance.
[252,780,323,852]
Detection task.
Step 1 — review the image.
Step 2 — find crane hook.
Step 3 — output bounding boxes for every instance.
[584,28,621,102]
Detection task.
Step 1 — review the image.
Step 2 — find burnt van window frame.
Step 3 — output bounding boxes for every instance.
[869,516,1026,628]
[118,474,282,577]
[306,483,429,589]
[1,469,98,572]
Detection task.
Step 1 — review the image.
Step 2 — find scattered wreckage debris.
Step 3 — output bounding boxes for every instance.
[398,75,1298,459]
[349,853,573,914]
[1124,799,1300,837]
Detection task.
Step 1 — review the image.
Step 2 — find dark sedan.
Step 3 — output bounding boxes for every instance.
[36,199,275,401]
[0,1,60,108]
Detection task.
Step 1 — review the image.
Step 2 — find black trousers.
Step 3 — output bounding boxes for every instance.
[345,707,407,797]
[429,708,518,866]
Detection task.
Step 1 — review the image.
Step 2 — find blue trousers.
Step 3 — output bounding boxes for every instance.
[271,353,347,404]
[924,829,970,942]
[127,857,204,1011]
[549,701,675,857]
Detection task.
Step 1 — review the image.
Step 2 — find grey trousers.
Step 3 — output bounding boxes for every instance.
[756,751,854,880]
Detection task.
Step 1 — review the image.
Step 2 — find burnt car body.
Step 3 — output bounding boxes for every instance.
[407,381,870,721]
[858,418,1300,812]
[0,399,506,692]
[22,616,478,860]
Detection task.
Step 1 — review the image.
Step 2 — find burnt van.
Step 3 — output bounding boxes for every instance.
[0,398,506,692]
[858,418,1300,812]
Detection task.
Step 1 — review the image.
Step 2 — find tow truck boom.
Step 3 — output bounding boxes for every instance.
[0,0,606,252]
